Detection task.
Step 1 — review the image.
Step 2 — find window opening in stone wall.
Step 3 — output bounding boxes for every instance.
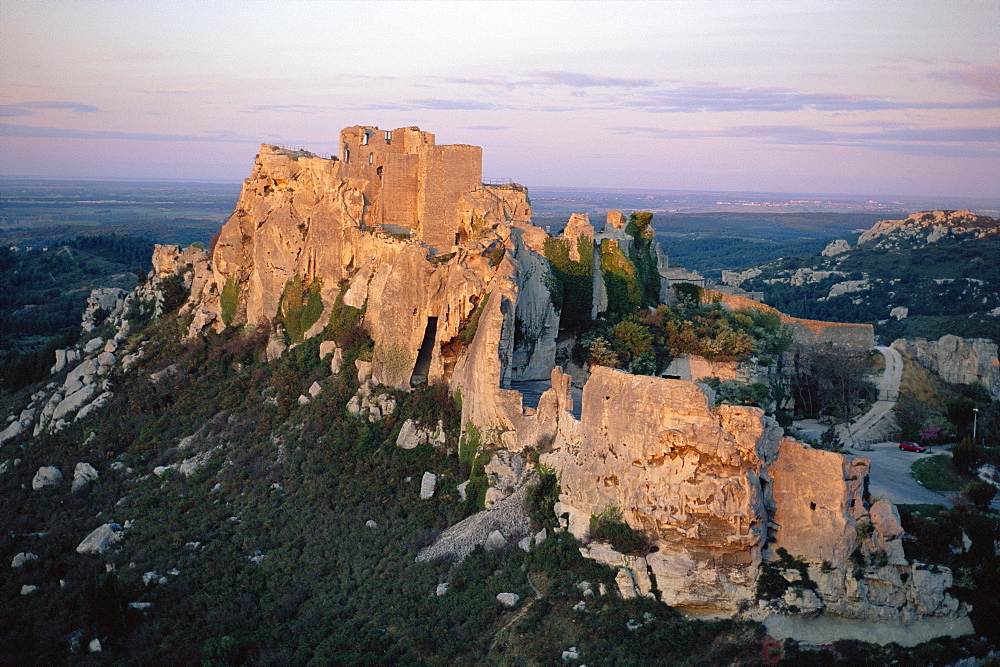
[454,233,460,245]
[410,317,438,387]
[385,131,392,144]
[376,166,383,178]
[369,153,374,165]
[361,132,369,146]
[810,502,816,511]
[344,149,350,164]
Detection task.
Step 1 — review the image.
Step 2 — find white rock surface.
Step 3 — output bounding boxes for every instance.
[436,583,450,596]
[32,466,63,490]
[76,523,123,554]
[496,592,520,607]
[419,472,437,499]
[72,462,99,492]
[20,584,39,596]
[11,552,38,568]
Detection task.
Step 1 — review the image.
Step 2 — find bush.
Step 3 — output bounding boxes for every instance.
[962,480,998,509]
[220,276,239,326]
[588,506,652,555]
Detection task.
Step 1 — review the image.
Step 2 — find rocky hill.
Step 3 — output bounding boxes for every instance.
[727,210,1000,345]
[2,129,996,665]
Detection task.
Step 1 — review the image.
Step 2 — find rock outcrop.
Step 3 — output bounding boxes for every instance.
[893,335,1000,399]
[544,366,780,610]
[859,210,1000,245]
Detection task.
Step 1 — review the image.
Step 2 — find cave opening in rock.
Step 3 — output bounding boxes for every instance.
[410,316,438,387]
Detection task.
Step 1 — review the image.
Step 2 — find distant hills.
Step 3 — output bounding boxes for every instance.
[726,210,1000,344]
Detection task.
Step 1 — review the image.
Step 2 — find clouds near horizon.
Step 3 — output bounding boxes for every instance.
[1,0,997,197]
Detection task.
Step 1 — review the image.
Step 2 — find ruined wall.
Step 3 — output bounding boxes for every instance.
[703,288,874,352]
[542,366,783,610]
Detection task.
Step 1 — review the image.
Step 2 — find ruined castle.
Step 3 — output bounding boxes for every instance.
[145,126,968,637]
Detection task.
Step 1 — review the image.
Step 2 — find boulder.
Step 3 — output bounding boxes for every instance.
[365,519,378,529]
[0,420,24,446]
[20,584,38,596]
[496,592,520,608]
[821,239,851,256]
[97,351,116,367]
[32,466,63,490]
[83,337,105,354]
[484,529,507,552]
[420,472,437,499]
[396,419,424,449]
[308,381,322,397]
[72,462,99,492]
[11,552,38,568]
[436,583,450,596]
[76,523,123,554]
[52,384,97,422]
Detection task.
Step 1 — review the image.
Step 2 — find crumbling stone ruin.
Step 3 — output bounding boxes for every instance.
[108,127,974,638]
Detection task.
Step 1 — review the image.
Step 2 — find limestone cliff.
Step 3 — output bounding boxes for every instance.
[892,335,1000,399]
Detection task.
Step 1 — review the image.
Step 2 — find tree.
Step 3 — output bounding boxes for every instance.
[952,438,984,475]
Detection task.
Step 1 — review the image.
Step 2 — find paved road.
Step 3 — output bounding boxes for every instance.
[852,441,948,506]
[837,345,902,447]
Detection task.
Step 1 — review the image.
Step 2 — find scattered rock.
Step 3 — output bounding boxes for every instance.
[496,592,520,608]
[21,584,39,596]
[420,472,437,499]
[149,364,179,384]
[83,337,105,355]
[821,239,851,256]
[88,638,102,653]
[72,462,99,492]
[76,523,123,554]
[143,571,167,586]
[11,552,38,568]
[436,583,450,596]
[308,381,322,397]
[457,480,469,500]
[365,520,378,529]
[128,602,153,611]
[297,394,310,405]
[562,647,579,662]
[32,466,63,490]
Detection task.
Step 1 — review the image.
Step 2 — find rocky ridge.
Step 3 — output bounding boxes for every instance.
[1,129,976,645]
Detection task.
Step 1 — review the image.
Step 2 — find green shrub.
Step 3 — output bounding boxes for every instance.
[525,470,560,530]
[588,505,652,555]
[459,293,490,345]
[278,275,323,343]
[220,275,239,326]
[543,236,593,331]
[962,480,998,508]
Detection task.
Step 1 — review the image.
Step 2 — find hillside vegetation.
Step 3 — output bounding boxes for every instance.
[737,215,1000,343]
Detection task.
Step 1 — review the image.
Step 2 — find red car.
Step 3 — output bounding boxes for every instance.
[899,442,928,453]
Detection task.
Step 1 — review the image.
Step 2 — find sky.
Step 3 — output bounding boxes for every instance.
[1,0,998,197]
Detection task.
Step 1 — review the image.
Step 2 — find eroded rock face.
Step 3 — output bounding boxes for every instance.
[892,335,1000,399]
[770,439,867,565]
[545,366,782,610]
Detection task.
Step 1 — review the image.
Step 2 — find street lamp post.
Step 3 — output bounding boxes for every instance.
[973,407,979,444]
